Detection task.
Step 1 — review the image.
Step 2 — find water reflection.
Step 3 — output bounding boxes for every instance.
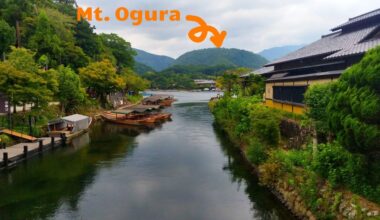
[0,122,138,220]
[0,92,294,220]
[213,125,294,220]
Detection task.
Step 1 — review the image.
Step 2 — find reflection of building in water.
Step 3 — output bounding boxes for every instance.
[194,79,216,90]
[72,132,90,149]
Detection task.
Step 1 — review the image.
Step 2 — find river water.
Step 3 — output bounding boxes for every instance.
[0,91,294,220]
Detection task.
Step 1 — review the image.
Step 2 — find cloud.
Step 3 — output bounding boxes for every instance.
[77,0,378,58]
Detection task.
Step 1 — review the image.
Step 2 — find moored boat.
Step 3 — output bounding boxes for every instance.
[101,110,157,126]
[48,114,92,143]
[142,95,176,107]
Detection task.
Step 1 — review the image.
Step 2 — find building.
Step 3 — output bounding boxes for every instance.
[194,79,216,90]
[256,9,380,114]
[0,93,9,115]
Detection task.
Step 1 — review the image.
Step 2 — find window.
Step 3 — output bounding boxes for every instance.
[273,86,307,104]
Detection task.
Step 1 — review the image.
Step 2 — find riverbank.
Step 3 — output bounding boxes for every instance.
[209,96,380,219]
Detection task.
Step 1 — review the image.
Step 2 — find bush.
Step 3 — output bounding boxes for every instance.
[249,104,281,146]
[246,138,268,165]
[327,47,380,154]
[312,142,365,187]
[304,83,333,134]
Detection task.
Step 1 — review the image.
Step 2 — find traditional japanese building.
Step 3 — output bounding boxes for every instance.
[257,9,380,114]
[0,93,9,116]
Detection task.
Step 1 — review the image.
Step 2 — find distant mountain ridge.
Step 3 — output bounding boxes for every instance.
[258,45,304,61]
[134,49,175,71]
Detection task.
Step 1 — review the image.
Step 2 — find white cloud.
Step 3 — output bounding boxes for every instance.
[76,0,379,58]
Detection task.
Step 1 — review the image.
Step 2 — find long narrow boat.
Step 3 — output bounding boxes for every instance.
[101,110,157,126]
[142,95,176,107]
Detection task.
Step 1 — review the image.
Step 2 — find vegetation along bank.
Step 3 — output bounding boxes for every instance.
[209,46,380,219]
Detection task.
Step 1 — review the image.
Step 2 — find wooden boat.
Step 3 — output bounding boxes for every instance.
[48,114,92,143]
[142,95,176,107]
[101,110,157,126]
[151,113,172,121]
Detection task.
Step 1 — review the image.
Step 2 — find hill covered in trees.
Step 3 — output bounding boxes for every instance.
[134,48,175,71]
[0,0,149,115]
[173,48,268,69]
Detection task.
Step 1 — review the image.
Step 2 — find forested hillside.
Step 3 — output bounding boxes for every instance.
[0,0,148,115]
[134,49,175,71]
[173,48,268,69]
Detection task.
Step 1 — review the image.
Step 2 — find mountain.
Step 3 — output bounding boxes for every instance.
[134,62,156,75]
[133,49,175,71]
[173,48,268,69]
[258,45,304,61]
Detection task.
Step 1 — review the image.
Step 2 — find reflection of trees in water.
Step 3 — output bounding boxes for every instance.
[0,122,139,220]
[213,124,295,220]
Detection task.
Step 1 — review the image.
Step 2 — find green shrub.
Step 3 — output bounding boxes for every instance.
[327,47,380,154]
[249,104,281,146]
[0,134,12,145]
[246,138,268,165]
[304,83,333,134]
[312,142,365,187]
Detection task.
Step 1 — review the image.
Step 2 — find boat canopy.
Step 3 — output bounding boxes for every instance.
[61,114,91,132]
[143,95,172,102]
[112,109,135,115]
[127,105,161,113]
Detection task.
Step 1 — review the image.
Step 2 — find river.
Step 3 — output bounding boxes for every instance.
[0,91,294,220]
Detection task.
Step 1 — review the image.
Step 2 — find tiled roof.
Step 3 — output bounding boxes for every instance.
[332,9,380,31]
[240,66,274,77]
[266,70,343,82]
[325,39,380,59]
[266,25,379,66]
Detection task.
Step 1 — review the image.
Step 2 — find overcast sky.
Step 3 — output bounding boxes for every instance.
[76,0,378,58]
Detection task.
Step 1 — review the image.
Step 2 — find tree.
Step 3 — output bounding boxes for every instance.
[304,83,333,135]
[216,68,246,96]
[79,60,125,106]
[327,47,380,155]
[242,73,265,96]
[74,20,102,59]
[121,68,150,93]
[0,19,15,60]
[0,47,54,110]
[56,66,86,113]
[29,11,63,68]
[99,33,135,69]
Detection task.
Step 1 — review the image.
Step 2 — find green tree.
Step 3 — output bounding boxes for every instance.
[74,20,102,59]
[327,47,380,154]
[216,68,248,96]
[4,47,54,110]
[56,66,86,113]
[99,33,135,69]
[79,60,125,106]
[0,19,15,60]
[121,68,150,92]
[28,11,63,67]
[242,73,265,96]
[304,83,333,135]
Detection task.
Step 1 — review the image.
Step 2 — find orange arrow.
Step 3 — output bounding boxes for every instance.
[186,15,227,48]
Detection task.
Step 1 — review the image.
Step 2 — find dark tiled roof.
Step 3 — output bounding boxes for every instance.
[332,9,380,31]
[325,39,380,59]
[241,66,274,77]
[266,25,379,66]
[266,70,343,82]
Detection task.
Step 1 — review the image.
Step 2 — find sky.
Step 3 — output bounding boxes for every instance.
[76,0,379,58]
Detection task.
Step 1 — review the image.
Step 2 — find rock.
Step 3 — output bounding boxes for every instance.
[367,211,379,217]
[348,210,357,219]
